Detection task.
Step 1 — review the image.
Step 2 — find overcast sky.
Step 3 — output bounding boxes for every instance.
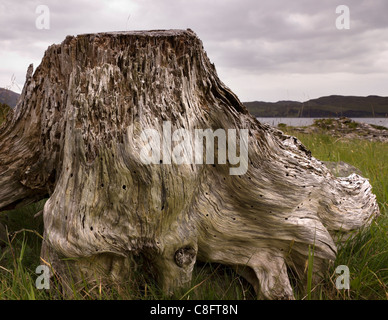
[1,0,387,102]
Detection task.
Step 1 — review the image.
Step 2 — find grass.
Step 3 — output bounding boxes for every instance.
[284,128,388,206]
[0,129,387,300]
[0,200,254,300]
[282,127,388,300]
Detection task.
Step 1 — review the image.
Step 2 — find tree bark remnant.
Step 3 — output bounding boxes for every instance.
[0,29,379,299]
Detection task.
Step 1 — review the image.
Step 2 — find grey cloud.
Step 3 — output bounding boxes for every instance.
[0,0,387,100]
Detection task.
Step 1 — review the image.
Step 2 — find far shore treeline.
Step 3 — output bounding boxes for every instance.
[244,95,388,118]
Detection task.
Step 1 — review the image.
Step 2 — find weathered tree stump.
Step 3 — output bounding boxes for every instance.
[0,29,379,299]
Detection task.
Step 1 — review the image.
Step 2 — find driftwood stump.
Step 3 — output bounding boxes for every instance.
[0,29,379,299]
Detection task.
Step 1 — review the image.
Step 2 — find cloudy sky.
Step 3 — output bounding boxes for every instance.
[0,0,387,102]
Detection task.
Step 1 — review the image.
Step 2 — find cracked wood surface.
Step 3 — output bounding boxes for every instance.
[0,29,380,299]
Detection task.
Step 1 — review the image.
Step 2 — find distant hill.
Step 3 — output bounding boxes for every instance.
[0,88,20,108]
[243,95,388,118]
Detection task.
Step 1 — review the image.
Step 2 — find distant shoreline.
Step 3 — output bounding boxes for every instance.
[266,117,388,143]
[244,95,388,119]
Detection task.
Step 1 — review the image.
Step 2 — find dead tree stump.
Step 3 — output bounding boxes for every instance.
[0,29,379,299]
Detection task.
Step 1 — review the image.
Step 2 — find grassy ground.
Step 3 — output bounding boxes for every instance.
[0,129,387,300]
[283,128,388,300]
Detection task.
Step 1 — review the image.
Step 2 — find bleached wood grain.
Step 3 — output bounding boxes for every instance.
[0,30,379,299]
